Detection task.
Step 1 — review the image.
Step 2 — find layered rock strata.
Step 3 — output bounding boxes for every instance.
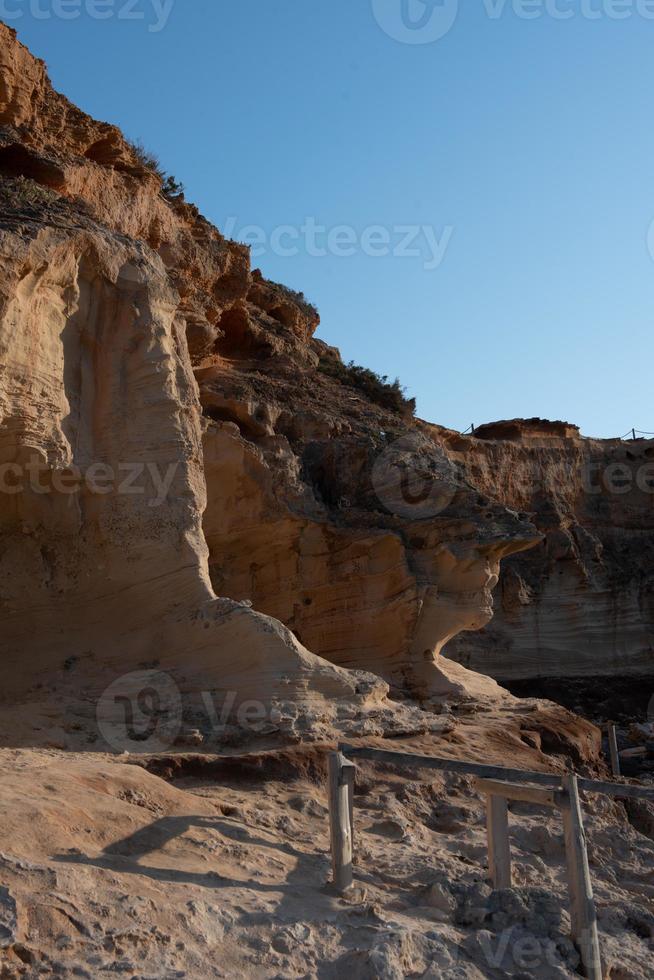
[2,26,649,754]
[441,419,654,679]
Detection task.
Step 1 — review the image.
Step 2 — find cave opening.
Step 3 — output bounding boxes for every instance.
[0,144,65,188]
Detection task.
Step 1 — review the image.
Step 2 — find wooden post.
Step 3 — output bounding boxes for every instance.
[561,774,602,980]
[343,761,355,850]
[607,724,621,777]
[485,793,512,889]
[328,752,355,892]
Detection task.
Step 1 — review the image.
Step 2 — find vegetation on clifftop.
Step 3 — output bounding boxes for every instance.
[265,279,319,319]
[318,356,416,417]
[129,140,185,199]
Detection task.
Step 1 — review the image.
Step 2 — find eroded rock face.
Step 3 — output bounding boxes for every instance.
[442,419,654,680]
[0,206,403,737]
[200,387,540,698]
[0,26,556,738]
[0,28,403,738]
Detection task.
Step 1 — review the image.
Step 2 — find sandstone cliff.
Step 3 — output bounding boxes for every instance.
[441,420,654,681]
[0,24,544,742]
[0,24,650,755]
[1,29,653,980]
[0,25,394,744]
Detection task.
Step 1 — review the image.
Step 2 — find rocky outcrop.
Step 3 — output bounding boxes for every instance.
[0,25,546,746]
[0,197,399,741]
[3,28,653,980]
[0,28,397,743]
[441,419,654,680]
[0,24,649,750]
[199,380,540,698]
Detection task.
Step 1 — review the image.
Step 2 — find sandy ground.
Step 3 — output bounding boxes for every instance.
[0,696,652,979]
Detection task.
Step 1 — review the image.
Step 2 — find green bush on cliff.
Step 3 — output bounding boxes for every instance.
[128,140,185,199]
[318,356,416,416]
[129,140,163,176]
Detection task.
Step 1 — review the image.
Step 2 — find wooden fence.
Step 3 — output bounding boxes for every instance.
[328,744,654,980]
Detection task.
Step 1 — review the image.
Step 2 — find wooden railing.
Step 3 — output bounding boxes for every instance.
[328,744,654,980]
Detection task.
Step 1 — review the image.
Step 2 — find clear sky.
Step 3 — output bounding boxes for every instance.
[7,1,654,437]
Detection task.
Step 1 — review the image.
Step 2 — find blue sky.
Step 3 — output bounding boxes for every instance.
[8,1,654,437]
